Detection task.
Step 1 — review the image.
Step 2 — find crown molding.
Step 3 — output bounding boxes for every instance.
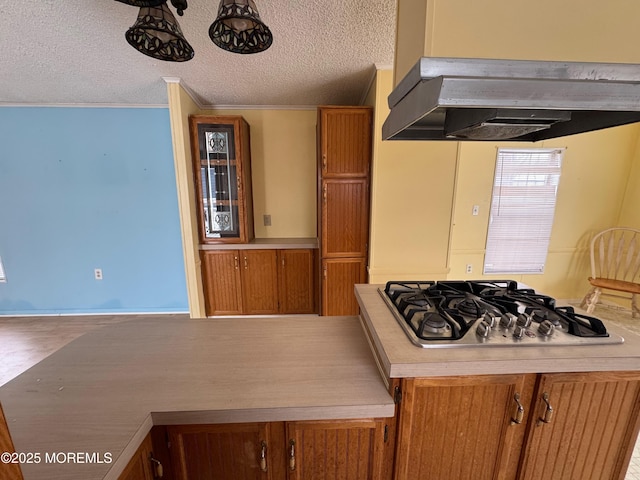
[162,76,206,109]
[200,104,317,111]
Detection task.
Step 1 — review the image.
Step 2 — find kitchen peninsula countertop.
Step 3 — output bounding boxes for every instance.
[0,316,394,480]
[356,284,640,380]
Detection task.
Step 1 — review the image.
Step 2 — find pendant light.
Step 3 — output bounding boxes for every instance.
[116,0,188,15]
[209,0,273,54]
[125,3,194,62]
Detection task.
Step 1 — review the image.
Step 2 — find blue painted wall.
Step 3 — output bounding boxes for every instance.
[0,107,188,314]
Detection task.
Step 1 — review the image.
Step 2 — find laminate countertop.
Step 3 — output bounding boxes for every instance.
[0,316,395,480]
[356,284,640,380]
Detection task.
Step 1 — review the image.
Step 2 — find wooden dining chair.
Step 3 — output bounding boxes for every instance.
[580,227,640,318]
[0,402,24,480]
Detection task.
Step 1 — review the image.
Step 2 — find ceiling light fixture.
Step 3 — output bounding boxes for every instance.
[116,0,188,15]
[209,0,273,54]
[125,3,194,62]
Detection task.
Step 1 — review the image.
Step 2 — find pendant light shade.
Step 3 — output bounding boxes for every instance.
[209,0,273,54]
[116,0,188,15]
[125,4,194,62]
[115,0,165,6]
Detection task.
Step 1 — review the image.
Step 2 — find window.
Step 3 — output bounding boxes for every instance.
[0,256,5,282]
[483,148,564,275]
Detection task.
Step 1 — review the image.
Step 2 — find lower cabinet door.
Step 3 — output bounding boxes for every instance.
[168,423,285,480]
[517,371,640,480]
[201,250,243,316]
[118,433,154,480]
[321,258,367,316]
[286,419,387,480]
[394,375,536,480]
[242,250,279,314]
[278,249,316,314]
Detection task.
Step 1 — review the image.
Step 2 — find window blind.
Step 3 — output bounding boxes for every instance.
[483,148,564,275]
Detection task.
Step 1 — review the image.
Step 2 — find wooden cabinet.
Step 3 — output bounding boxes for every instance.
[202,250,243,315]
[201,249,316,316]
[317,106,372,315]
[286,420,388,480]
[241,250,279,314]
[118,433,156,480]
[394,371,640,480]
[0,402,24,480]
[168,422,284,480]
[278,249,316,314]
[190,115,254,244]
[518,371,640,480]
[394,374,536,480]
[322,258,367,316]
[318,107,373,178]
[167,419,391,480]
[321,179,369,258]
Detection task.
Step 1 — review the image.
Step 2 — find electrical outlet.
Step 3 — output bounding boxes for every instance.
[94,268,103,280]
[466,264,473,274]
[472,205,479,216]
[263,214,271,226]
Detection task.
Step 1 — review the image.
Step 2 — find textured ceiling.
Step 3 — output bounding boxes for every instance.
[0,0,396,107]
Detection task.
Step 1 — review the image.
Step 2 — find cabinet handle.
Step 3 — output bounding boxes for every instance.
[234,256,239,270]
[149,454,163,478]
[282,257,285,268]
[244,256,248,269]
[540,392,554,424]
[237,176,242,191]
[289,439,296,471]
[323,184,327,203]
[322,154,327,172]
[259,441,267,472]
[511,392,525,424]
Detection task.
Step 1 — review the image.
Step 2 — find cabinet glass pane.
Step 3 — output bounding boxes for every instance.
[197,124,240,239]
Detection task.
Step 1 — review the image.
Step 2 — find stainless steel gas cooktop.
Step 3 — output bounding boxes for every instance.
[379,280,625,348]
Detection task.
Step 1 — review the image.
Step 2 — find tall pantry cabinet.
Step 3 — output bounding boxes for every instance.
[317,106,373,315]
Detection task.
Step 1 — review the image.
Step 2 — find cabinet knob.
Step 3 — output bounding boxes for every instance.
[259,441,267,472]
[289,439,296,471]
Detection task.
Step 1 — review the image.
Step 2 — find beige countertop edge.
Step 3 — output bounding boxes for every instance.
[199,237,318,250]
[356,284,640,380]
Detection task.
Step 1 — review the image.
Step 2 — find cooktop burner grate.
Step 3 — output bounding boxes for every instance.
[379,280,624,348]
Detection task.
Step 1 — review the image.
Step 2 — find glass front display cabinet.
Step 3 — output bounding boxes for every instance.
[190,115,254,244]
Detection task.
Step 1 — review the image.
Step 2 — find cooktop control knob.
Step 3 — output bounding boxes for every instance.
[538,320,555,337]
[516,314,532,328]
[500,313,515,329]
[513,325,526,339]
[481,312,497,328]
[476,321,491,338]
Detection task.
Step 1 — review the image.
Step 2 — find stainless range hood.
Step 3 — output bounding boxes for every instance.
[382,57,640,141]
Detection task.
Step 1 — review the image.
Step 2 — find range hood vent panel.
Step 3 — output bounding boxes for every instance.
[444,108,572,140]
[383,57,640,142]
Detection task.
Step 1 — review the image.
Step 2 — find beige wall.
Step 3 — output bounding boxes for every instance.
[427,0,640,63]
[202,109,317,239]
[619,135,640,229]
[366,69,457,283]
[448,126,640,299]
